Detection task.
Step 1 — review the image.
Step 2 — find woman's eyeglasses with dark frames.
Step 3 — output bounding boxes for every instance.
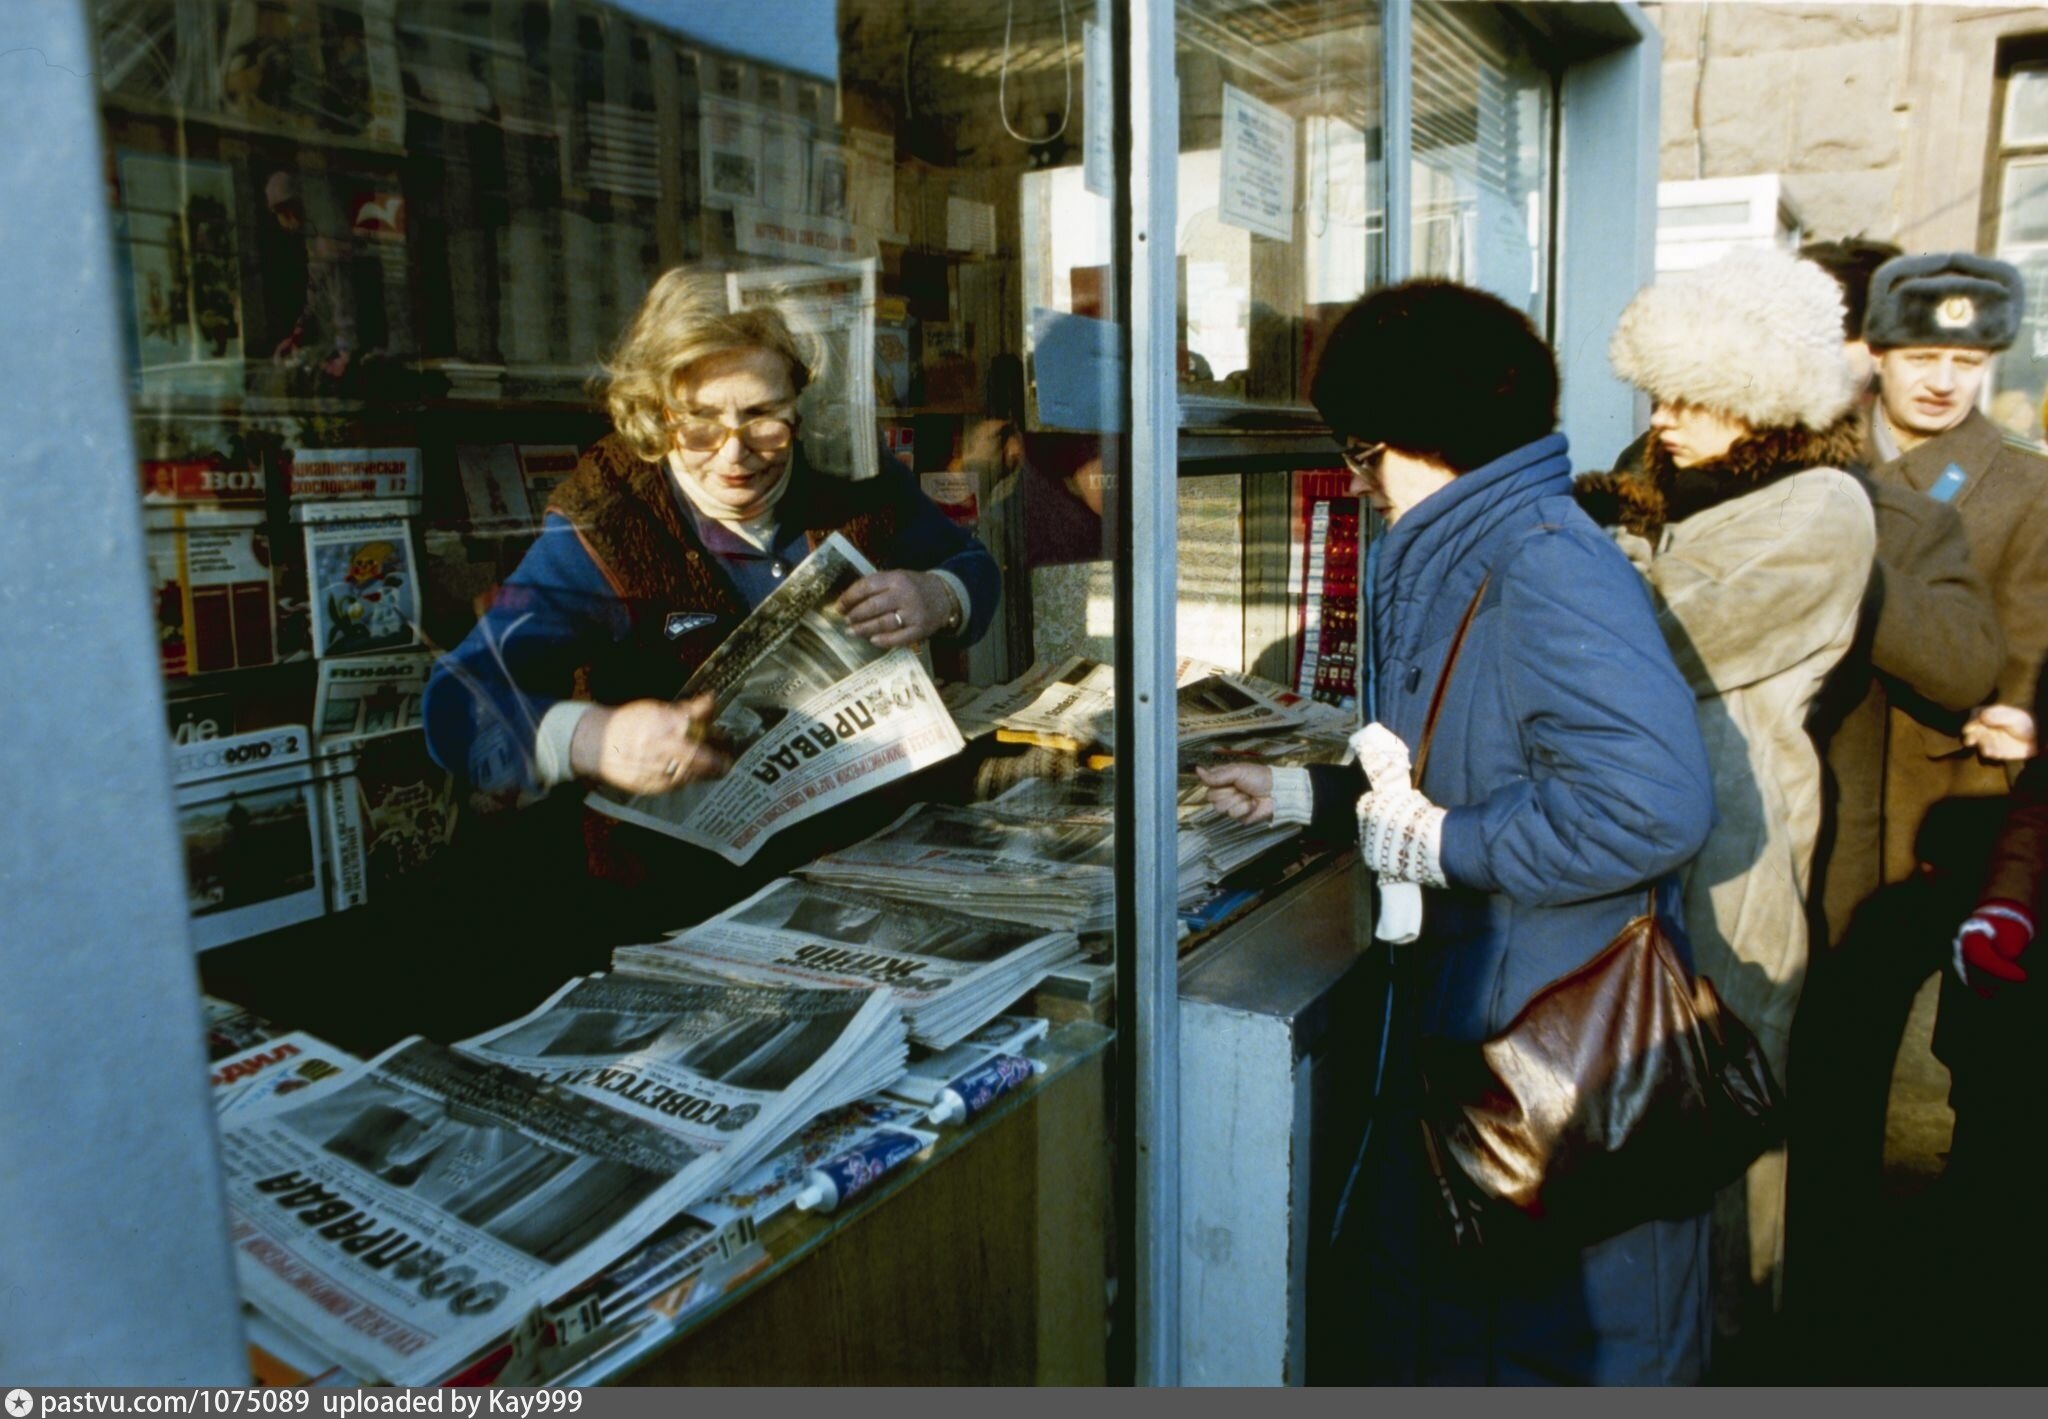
[1340,439,1388,479]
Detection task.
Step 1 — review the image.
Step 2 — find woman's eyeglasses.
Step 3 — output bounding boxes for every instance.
[673,414,795,455]
[1340,439,1388,479]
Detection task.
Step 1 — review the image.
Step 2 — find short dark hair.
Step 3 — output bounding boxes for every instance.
[1309,281,1558,473]
[1797,237,1903,339]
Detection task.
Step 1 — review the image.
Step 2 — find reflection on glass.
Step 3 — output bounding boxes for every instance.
[1168,0,1384,418]
[1410,1,1551,328]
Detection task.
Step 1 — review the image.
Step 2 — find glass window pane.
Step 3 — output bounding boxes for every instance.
[1991,246,2048,443]
[1410,0,1551,328]
[1999,156,2048,248]
[95,0,1124,1385]
[2005,65,2048,146]
[1167,1,1385,420]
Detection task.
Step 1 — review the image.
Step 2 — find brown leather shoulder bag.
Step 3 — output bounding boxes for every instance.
[1407,577,1784,1250]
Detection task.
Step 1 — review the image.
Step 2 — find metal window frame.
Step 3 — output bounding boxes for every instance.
[1110,0,1182,1387]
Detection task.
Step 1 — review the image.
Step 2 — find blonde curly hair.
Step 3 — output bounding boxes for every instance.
[598,268,814,463]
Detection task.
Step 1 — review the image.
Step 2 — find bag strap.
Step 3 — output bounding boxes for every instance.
[1409,575,1491,791]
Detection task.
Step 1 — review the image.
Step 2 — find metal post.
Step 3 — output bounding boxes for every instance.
[1112,0,1181,1388]
[1382,0,1415,282]
[0,0,247,1383]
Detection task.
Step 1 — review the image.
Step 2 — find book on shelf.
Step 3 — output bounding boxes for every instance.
[141,450,265,510]
[285,447,421,502]
[317,732,459,913]
[518,444,581,511]
[113,150,244,397]
[453,442,537,530]
[146,506,278,679]
[296,502,422,659]
[172,726,329,950]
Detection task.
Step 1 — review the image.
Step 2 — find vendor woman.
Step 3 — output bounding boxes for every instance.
[423,268,998,901]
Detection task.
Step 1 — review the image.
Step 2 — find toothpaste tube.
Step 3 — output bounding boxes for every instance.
[926,1052,1045,1126]
[794,1129,929,1213]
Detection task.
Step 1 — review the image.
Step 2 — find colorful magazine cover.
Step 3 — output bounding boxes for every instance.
[303,513,421,657]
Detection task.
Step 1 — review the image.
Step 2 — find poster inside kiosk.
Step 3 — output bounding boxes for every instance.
[173,725,329,950]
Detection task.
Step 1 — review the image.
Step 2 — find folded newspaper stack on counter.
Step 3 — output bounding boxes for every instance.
[1183,680,1358,770]
[219,973,904,1384]
[990,656,1308,754]
[457,973,908,1200]
[987,772,1299,912]
[612,877,1082,1048]
[588,533,965,865]
[795,801,1117,934]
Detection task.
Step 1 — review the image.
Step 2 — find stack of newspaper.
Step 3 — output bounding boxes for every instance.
[216,973,904,1384]
[795,801,1117,934]
[983,656,1309,754]
[612,877,1083,1048]
[988,772,1299,910]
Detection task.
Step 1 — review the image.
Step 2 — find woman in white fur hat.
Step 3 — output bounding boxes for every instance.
[1578,246,1877,1372]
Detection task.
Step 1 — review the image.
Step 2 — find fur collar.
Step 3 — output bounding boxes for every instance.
[1576,415,1865,538]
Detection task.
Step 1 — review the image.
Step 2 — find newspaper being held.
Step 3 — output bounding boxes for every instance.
[456,973,908,1194]
[995,656,1306,753]
[614,877,1081,1047]
[797,802,1116,934]
[218,1038,718,1385]
[586,534,965,864]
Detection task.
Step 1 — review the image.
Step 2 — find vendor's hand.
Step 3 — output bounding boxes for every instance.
[1963,703,2037,763]
[1195,762,1275,824]
[1954,899,2034,997]
[570,694,729,796]
[839,569,961,647]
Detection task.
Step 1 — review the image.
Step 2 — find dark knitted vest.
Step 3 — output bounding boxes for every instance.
[545,433,901,885]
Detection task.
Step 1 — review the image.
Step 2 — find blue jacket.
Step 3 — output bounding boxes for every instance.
[1312,434,1718,1385]
[1313,433,1714,1041]
[423,444,998,799]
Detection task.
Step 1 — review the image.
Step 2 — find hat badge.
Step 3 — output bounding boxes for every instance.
[1935,294,1977,330]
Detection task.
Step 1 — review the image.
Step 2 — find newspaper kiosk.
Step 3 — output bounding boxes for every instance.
[10,0,1660,1386]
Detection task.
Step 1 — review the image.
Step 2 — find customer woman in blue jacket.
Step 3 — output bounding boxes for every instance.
[1198,282,1717,1384]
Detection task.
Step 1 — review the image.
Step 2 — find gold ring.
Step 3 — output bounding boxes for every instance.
[664,758,681,778]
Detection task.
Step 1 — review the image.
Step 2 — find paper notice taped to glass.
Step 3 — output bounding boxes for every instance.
[1084,20,1112,198]
[1219,83,1297,242]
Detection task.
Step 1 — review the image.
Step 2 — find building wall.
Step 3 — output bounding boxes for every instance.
[1648,3,2048,247]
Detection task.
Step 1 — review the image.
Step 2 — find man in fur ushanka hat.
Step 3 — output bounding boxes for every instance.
[1857,254,2048,1377]
[1578,245,1879,1373]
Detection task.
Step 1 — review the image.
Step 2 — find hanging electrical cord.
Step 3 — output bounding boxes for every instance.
[998,0,1072,145]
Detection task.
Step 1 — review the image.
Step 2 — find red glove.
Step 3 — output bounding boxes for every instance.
[1953,899,2035,997]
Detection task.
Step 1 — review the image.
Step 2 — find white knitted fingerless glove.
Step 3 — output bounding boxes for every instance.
[1357,785,1448,889]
